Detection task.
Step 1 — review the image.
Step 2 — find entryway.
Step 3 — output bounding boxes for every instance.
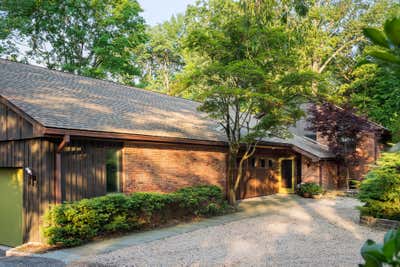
[0,168,23,246]
[279,159,295,193]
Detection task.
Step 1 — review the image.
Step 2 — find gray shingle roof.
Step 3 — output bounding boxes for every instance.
[0,59,333,158]
[0,59,225,141]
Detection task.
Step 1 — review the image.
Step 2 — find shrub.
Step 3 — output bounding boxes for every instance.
[358,152,400,220]
[43,185,228,247]
[360,229,400,266]
[297,182,323,197]
[349,179,361,189]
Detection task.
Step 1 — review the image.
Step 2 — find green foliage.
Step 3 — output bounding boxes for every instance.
[349,179,362,189]
[358,152,400,220]
[364,17,400,69]
[345,63,400,142]
[297,182,323,196]
[360,229,400,267]
[43,185,228,247]
[0,0,147,84]
[136,15,185,94]
[345,15,400,143]
[180,0,308,203]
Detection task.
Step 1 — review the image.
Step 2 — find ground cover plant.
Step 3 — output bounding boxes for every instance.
[43,185,230,247]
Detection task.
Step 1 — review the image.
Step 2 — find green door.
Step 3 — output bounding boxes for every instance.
[0,168,23,246]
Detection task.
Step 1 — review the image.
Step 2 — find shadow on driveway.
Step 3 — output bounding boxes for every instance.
[0,256,65,267]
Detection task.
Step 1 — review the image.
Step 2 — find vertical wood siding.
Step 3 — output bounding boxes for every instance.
[61,140,122,202]
[0,139,56,243]
[0,102,34,141]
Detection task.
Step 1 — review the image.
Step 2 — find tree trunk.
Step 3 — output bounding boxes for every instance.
[227,149,239,205]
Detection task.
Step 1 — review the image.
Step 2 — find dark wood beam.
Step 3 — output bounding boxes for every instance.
[55,135,70,204]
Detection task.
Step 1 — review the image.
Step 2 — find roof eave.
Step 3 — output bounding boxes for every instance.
[43,127,228,147]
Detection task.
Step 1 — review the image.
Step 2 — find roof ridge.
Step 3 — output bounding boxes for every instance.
[0,58,201,105]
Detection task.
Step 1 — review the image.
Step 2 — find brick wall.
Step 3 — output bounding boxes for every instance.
[122,142,227,194]
[352,132,377,179]
[301,157,344,189]
[301,157,320,184]
[317,130,381,181]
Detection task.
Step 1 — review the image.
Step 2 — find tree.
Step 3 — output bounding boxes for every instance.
[182,0,306,204]
[344,63,400,142]
[136,15,185,94]
[284,0,398,98]
[343,15,400,142]
[363,17,400,69]
[307,102,381,188]
[0,0,147,84]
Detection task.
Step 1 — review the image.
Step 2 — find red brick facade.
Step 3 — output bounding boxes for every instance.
[120,131,382,197]
[122,142,227,194]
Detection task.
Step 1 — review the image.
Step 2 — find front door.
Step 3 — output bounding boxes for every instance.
[0,168,23,246]
[280,159,294,193]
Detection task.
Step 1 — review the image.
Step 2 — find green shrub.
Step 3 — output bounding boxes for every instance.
[297,182,323,196]
[349,179,361,189]
[358,152,400,220]
[43,185,228,247]
[360,229,400,267]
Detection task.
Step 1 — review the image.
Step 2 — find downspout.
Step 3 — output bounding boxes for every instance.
[55,135,70,204]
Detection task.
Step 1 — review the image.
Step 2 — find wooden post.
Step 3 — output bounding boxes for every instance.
[55,135,70,204]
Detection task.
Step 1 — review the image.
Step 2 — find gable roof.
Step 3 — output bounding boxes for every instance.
[0,59,225,142]
[0,59,333,159]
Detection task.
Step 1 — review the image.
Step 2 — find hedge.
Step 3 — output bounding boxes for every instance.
[358,152,400,221]
[43,185,229,247]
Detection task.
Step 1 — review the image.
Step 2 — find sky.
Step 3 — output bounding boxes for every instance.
[138,0,197,26]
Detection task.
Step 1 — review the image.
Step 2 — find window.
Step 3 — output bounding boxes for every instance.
[251,158,257,168]
[305,133,317,141]
[106,149,121,193]
[268,160,273,168]
[340,137,357,153]
[260,159,266,168]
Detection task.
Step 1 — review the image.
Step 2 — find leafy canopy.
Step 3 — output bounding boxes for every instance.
[136,15,185,93]
[0,0,147,84]
[181,0,307,203]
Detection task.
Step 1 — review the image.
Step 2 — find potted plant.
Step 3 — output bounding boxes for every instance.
[297,182,323,198]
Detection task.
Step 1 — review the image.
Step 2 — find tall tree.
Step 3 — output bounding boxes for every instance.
[136,15,185,94]
[0,0,147,84]
[286,0,397,98]
[307,102,381,188]
[344,63,400,142]
[344,15,400,142]
[182,0,307,204]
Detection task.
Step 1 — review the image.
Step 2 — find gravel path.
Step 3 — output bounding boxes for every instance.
[75,195,385,267]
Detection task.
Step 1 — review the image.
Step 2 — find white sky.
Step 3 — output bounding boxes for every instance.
[137,0,197,26]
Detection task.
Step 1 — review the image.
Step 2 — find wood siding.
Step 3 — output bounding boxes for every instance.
[61,140,122,202]
[0,139,56,243]
[0,102,34,141]
[237,148,299,199]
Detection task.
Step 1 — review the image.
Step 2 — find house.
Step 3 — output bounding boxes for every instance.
[0,59,386,246]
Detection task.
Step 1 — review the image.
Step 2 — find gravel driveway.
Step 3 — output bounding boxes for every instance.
[75,195,385,267]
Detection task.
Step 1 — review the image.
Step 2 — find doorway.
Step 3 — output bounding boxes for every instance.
[280,159,295,193]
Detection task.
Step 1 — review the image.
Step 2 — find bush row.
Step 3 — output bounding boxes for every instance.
[43,185,229,247]
[358,152,400,221]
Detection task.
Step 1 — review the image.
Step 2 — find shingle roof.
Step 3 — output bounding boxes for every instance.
[0,59,225,141]
[0,59,334,158]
